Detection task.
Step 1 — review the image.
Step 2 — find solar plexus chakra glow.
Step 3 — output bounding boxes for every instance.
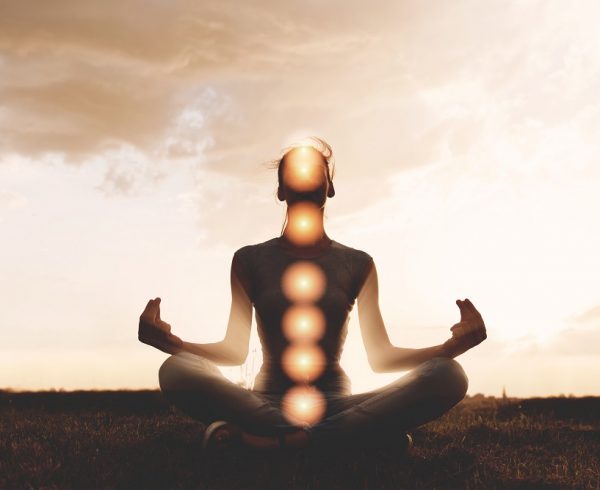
[281,344,326,383]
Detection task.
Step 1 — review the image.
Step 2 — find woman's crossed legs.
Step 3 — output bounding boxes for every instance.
[158,351,468,451]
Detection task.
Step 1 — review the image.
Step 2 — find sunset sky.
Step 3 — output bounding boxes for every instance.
[1,0,599,396]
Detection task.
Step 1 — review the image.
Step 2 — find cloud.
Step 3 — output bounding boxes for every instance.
[516,327,600,359]
[0,189,26,208]
[0,0,450,176]
[1,0,600,237]
[571,304,600,326]
[0,189,27,222]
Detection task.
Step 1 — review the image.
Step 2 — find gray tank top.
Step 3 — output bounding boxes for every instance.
[234,237,373,396]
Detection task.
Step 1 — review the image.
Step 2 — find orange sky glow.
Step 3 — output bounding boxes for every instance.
[0,0,599,396]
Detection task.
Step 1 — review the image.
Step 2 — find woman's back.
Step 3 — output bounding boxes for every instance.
[234,236,373,396]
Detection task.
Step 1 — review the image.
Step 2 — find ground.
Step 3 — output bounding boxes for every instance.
[0,391,598,489]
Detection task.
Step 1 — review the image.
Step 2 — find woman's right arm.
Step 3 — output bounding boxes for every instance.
[180,252,253,365]
[357,260,486,372]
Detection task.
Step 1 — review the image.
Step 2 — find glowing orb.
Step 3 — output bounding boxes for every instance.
[281,261,327,303]
[281,384,326,427]
[282,304,326,343]
[283,146,327,192]
[284,201,324,246]
[281,344,326,383]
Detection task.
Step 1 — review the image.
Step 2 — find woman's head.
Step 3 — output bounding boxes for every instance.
[272,137,336,206]
[268,136,336,237]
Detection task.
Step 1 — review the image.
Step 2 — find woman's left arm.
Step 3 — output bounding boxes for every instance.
[357,261,486,373]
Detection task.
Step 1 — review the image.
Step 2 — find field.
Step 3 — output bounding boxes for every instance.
[1,390,598,489]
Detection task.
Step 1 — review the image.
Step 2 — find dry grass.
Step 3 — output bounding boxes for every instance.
[1,391,598,489]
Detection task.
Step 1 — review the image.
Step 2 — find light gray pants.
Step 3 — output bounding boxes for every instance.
[158,352,468,450]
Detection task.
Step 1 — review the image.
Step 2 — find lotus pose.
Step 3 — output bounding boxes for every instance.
[138,138,487,453]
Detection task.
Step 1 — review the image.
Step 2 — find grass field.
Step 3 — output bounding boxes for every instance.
[1,390,598,489]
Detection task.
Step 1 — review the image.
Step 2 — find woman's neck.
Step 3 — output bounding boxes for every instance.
[279,230,331,249]
[279,201,332,254]
[284,202,327,240]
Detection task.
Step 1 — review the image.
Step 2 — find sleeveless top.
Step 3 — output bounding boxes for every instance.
[233,237,373,396]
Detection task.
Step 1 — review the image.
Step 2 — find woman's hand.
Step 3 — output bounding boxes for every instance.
[138,297,184,355]
[443,298,487,358]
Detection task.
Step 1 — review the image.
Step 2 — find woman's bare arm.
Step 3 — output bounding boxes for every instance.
[181,253,253,365]
[357,261,485,373]
[139,253,253,366]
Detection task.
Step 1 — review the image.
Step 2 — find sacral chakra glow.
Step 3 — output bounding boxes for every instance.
[281,261,327,303]
[285,201,324,246]
[282,305,326,343]
[282,344,326,382]
[283,146,326,192]
[281,385,326,427]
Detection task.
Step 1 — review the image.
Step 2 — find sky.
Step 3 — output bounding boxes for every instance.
[1,0,599,396]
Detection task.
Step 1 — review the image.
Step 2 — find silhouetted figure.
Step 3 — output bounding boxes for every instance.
[138,137,487,453]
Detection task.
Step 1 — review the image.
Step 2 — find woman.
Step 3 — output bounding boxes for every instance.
[138,137,487,453]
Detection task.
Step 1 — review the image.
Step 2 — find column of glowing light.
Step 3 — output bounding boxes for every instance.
[279,146,329,427]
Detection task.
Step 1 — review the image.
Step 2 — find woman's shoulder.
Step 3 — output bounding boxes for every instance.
[331,241,374,299]
[233,238,279,259]
[235,237,278,250]
[331,240,374,262]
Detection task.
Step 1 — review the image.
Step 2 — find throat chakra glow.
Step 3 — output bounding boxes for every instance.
[285,202,324,245]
